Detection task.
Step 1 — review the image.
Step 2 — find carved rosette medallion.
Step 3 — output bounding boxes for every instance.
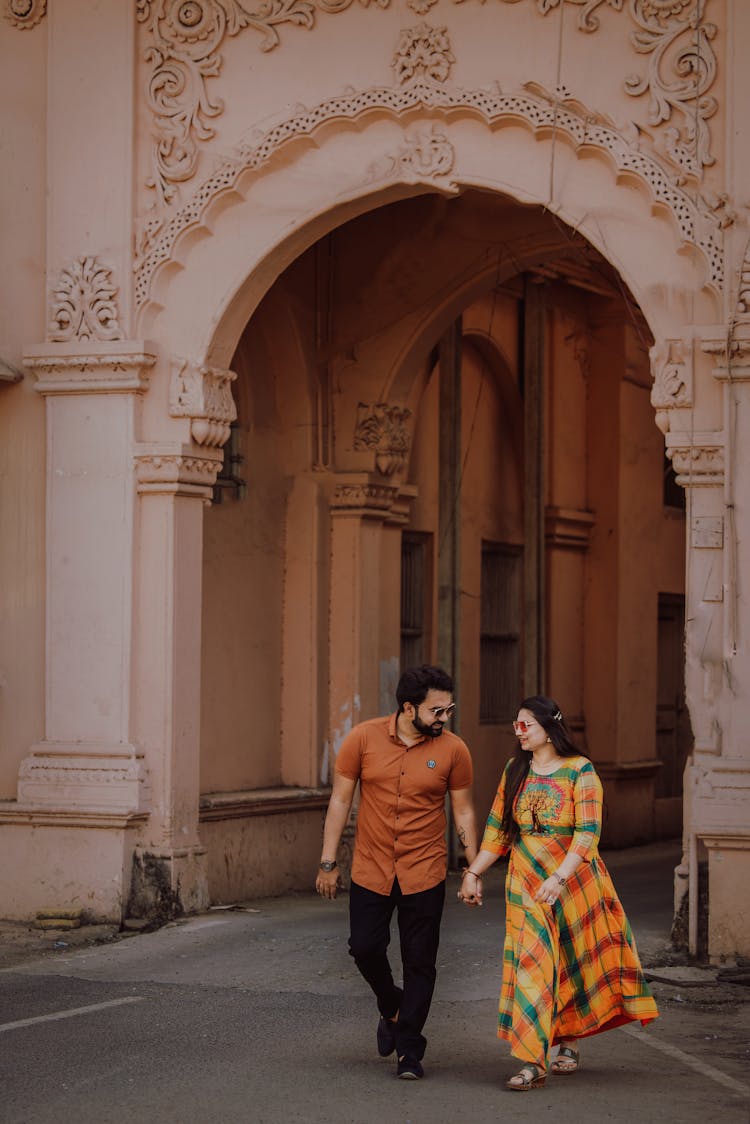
[48,257,123,344]
[353,402,413,476]
[3,0,46,28]
[393,23,455,84]
[169,356,238,446]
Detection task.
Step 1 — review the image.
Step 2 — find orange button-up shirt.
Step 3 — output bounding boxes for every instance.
[335,713,473,896]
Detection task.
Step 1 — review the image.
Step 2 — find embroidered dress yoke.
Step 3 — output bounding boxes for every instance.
[481,757,658,1069]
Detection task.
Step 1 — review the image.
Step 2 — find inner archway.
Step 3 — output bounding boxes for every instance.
[194,188,687,903]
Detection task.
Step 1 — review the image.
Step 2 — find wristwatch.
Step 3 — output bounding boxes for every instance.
[319,860,337,872]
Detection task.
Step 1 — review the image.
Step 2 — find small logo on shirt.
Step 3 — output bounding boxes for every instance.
[426,759,436,769]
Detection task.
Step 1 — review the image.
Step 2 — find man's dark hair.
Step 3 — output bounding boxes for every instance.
[396,665,453,711]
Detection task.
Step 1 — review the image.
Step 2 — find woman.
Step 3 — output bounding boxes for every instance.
[458,696,658,1091]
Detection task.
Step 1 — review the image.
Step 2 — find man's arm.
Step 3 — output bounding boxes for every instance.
[316,772,358,900]
[448,785,479,866]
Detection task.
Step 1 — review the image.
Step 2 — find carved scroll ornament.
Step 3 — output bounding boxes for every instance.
[3,0,46,28]
[48,257,123,343]
[464,0,718,182]
[393,23,454,84]
[137,0,393,203]
[169,356,238,446]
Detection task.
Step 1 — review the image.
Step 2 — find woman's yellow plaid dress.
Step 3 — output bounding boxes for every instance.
[481,757,658,1069]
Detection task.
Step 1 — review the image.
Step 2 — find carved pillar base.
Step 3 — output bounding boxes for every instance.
[16,744,149,813]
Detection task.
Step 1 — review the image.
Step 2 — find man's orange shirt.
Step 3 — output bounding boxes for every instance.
[335,713,473,895]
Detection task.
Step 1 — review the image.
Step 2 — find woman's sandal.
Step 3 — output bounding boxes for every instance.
[505,1063,547,1091]
[551,1045,580,1075]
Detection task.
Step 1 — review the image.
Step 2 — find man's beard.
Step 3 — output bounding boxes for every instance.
[412,714,444,739]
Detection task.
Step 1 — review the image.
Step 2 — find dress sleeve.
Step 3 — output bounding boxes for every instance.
[480,765,511,856]
[570,761,603,859]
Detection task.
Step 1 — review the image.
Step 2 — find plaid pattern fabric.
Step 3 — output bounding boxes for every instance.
[481,759,658,1068]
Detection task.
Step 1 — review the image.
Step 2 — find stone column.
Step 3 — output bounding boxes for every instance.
[678,333,750,962]
[128,357,236,919]
[0,343,155,920]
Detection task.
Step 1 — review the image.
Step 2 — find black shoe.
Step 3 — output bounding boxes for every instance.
[397,1055,424,1080]
[377,1015,397,1057]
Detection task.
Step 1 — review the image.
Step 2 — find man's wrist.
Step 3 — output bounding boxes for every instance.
[319,859,338,872]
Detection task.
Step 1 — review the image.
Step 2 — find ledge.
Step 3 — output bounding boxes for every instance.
[0,801,148,829]
[199,786,331,822]
[595,759,662,781]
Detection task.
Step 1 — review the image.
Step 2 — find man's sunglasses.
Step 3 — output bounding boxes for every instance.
[426,704,456,719]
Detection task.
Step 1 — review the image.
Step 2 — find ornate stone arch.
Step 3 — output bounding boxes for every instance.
[133,80,724,381]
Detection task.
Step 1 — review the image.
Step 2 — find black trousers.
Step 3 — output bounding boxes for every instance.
[348,876,446,1061]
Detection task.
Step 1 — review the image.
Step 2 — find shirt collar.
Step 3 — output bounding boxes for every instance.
[389,711,426,747]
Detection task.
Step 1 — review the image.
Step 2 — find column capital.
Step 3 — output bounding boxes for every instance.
[665,430,725,487]
[134,442,224,500]
[24,340,157,394]
[701,331,750,380]
[328,473,404,520]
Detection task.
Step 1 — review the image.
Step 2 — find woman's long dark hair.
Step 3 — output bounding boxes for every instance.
[500,696,585,847]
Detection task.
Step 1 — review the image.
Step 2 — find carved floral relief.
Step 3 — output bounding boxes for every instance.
[392,23,455,83]
[3,0,46,29]
[354,402,412,476]
[48,257,123,344]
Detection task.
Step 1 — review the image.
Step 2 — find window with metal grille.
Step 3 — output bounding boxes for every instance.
[400,532,432,670]
[480,543,522,723]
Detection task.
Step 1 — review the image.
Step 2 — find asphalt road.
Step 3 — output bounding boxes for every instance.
[0,841,748,1124]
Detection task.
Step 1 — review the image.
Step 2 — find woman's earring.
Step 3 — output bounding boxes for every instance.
[546,736,551,743]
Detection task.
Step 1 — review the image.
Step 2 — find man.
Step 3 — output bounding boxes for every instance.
[315,665,478,1080]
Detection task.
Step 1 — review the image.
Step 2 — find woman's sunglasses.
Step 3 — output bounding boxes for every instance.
[512,719,538,735]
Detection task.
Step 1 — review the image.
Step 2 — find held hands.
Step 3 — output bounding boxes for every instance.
[315,868,340,900]
[457,869,483,907]
[533,874,564,907]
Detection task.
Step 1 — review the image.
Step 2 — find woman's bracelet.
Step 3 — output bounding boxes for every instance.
[552,872,566,886]
[462,869,481,879]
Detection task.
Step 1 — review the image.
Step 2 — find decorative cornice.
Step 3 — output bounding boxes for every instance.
[353,401,412,476]
[24,341,157,395]
[3,0,46,29]
[134,442,225,499]
[48,256,123,344]
[169,356,238,446]
[134,79,723,310]
[138,0,718,204]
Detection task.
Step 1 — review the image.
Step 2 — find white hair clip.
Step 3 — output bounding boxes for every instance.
[553,709,562,721]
